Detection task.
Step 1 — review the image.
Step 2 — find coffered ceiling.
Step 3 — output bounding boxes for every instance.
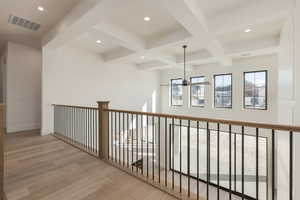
[1,0,294,70]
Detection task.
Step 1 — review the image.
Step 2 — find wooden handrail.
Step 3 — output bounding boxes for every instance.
[52,104,98,110]
[52,103,300,132]
[104,108,300,132]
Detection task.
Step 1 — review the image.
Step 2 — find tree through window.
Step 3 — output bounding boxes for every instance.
[244,71,267,110]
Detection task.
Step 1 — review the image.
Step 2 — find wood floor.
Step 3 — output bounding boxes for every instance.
[4,130,177,200]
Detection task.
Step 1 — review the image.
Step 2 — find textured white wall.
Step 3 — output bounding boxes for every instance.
[278,17,295,124]
[6,42,42,133]
[293,0,300,198]
[160,55,278,123]
[277,16,295,200]
[278,5,300,199]
[41,45,160,136]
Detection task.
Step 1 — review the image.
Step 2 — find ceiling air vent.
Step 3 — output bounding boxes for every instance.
[8,14,41,31]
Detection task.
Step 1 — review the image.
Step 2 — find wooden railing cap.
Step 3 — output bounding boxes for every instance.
[103,108,300,133]
[51,103,300,132]
[97,101,110,104]
[52,104,97,110]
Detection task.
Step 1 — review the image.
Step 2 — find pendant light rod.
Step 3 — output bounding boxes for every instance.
[183,45,187,80]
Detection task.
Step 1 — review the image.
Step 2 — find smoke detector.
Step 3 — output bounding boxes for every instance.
[8,14,41,31]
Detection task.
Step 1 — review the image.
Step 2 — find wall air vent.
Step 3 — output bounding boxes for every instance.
[8,14,41,31]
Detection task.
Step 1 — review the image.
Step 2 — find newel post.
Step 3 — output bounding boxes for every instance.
[97,101,110,160]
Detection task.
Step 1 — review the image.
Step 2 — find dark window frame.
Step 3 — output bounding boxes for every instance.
[243,70,268,110]
[190,76,205,107]
[214,73,233,109]
[170,78,183,107]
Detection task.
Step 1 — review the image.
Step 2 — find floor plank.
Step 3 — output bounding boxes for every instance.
[4,131,178,200]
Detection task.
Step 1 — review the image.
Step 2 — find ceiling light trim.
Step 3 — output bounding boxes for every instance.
[144,16,151,21]
[38,6,45,12]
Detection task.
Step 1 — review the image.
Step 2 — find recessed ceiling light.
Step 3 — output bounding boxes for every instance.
[144,16,151,21]
[96,40,102,44]
[140,56,145,59]
[244,29,252,33]
[38,6,44,12]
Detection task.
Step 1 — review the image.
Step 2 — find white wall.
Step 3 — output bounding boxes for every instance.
[278,17,295,125]
[160,55,278,123]
[6,42,42,133]
[293,0,300,198]
[277,16,295,200]
[277,3,300,198]
[41,45,160,136]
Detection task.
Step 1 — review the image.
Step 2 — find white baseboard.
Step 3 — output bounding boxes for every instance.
[7,123,41,133]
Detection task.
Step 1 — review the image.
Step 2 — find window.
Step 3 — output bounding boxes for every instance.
[214,74,232,108]
[171,79,183,106]
[190,76,205,107]
[244,71,267,110]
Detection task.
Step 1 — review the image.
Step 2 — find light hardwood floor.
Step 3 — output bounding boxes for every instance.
[4,130,177,200]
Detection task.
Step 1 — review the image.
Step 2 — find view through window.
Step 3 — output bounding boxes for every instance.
[214,74,232,108]
[190,76,205,107]
[171,79,183,106]
[244,71,267,110]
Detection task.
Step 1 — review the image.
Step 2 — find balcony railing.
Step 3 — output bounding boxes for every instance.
[53,104,99,157]
[52,102,298,200]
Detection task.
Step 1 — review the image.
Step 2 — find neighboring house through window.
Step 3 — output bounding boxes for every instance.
[190,76,205,107]
[244,71,267,110]
[171,79,183,106]
[214,74,232,108]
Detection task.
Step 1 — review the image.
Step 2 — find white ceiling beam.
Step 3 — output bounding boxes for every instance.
[94,21,146,52]
[42,0,113,49]
[145,52,194,70]
[162,0,232,66]
[182,36,279,65]
[102,46,184,70]
[146,28,192,49]
[135,51,193,71]
[96,26,192,65]
[44,0,288,71]
[137,61,173,71]
[101,0,288,66]
[138,36,279,70]
[92,22,189,69]
[102,48,134,62]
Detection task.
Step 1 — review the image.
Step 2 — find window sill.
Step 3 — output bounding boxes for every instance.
[214,107,232,109]
[244,107,268,111]
[190,105,205,108]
